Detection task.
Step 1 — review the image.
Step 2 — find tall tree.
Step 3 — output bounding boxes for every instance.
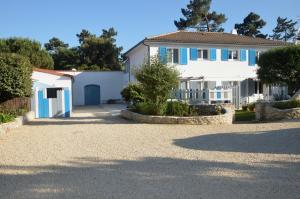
[0,38,53,69]
[76,29,94,44]
[174,0,227,32]
[45,28,123,71]
[44,37,69,53]
[257,45,300,95]
[271,17,297,41]
[80,28,122,70]
[234,12,267,38]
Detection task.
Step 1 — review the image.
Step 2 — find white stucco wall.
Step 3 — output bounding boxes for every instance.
[61,71,124,105]
[126,44,148,82]
[32,71,72,89]
[127,42,278,82]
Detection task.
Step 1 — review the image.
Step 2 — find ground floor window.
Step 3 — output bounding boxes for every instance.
[47,88,62,99]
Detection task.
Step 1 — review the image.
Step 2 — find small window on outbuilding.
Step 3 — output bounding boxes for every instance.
[47,88,62,99]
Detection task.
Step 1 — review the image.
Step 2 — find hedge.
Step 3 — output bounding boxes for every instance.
[272,100,300,109]
[0,53,33,102]
[257,45,300,95]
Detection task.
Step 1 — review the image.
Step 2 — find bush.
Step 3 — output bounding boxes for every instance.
[273,93,290,101]
[135,102,166,116]
[257,45,300,95]
[135,56,179,107]
[121,83,144,105]
[273,100,300,109]
[0,53,33,102]
[242,105,248,111]
[0,113,16,124]
[247,103,255,112]
[165,101,190,116]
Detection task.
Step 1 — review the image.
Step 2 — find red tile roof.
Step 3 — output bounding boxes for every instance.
[145,31,289,46]
[124,31,290,56]
[33,68,73,78]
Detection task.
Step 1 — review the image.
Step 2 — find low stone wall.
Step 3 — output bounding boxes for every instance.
[255,102,300,121]
[121,108,234,125]
[0,111,34,135]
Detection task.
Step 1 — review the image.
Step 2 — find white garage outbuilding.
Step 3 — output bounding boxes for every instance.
[61,71,124,106]
[32,68,73,118]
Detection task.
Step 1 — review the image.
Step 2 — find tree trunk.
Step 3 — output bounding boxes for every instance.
[205,16,210,32]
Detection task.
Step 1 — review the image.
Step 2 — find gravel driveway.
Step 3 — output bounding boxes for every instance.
[0,105,299,199]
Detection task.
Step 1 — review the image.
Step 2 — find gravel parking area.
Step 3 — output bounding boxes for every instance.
[0,105,299,199]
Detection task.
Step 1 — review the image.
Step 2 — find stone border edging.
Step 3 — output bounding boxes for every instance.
[0,111,35,135]
[255,102,300,121]
[120,108,233,125]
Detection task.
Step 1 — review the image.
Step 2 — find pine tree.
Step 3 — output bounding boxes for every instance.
[44,37,69,53]
[271,17,297,41]
[234,12,267,38]
[174,0,227,32]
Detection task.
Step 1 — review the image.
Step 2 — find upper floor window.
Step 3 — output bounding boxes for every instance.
[256,51,260,61]
[167,48,179,64]
[228,50,239,60]
[197,49,209,60]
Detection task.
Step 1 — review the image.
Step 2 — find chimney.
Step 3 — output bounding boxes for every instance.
[231,29,238,35]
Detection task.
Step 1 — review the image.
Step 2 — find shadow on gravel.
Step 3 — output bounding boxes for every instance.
[0,157,299,199]
[174,128,300,154]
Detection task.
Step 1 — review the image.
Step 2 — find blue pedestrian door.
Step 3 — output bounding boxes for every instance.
[84,84,100,105]
[38,90,49,118]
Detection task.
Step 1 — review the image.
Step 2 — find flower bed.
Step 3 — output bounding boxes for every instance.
[121,107,234,125]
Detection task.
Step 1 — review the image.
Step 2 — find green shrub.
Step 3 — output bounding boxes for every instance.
[0,113,16,124]
[121,83,144,105]
[273,100,300,109]
[257,45,300,95]
[242,105,248,111]
[165,101,190,116]
[247,103,255,112]
[135,102,166,116]
[0,53,33,102]
[135,56,179,108]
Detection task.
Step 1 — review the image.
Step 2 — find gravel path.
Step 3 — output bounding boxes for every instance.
[0,105,299,199]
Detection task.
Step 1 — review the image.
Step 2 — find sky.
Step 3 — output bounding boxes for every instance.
[0,0,299,52]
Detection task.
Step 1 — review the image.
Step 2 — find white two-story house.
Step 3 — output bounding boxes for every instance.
[124,31,289,108]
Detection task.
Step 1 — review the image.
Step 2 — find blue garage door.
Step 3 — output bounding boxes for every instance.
[84,84,100,105]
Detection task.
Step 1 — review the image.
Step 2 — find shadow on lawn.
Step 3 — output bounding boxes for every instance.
[0,157,299,199]
[174,127,300,154]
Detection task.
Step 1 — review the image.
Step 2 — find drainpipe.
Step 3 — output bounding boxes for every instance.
[142,40,151,65]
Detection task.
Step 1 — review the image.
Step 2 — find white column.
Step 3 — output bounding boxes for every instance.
[35,89,39,118]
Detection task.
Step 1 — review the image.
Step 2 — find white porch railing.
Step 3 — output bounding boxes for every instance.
[241,94,264,105]
[171,88,232,104]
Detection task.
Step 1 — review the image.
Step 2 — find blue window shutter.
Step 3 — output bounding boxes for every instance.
[248,49,256,66]
[210,48,216,61]
[64,89,70,117]
[159,46,167,64]
[190,48,198,60]
[240,49,246,61]
[180,48,188,65]
[221,48,228,61]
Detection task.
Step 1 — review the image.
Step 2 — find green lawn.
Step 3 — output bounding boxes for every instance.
[235,110,256,122]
